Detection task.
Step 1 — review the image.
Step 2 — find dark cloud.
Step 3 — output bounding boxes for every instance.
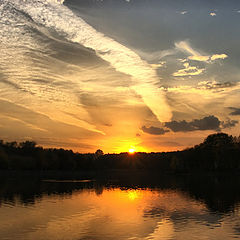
[141,126,169,135]
[221,119,238,128]
[103,123,112,127]
[142,115,238,135]
[165,116,221,132]
[159,141,182,147]
[229,107,240,116]
[197,81,236,90]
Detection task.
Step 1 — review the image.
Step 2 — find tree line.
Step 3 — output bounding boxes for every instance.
[0,133,240,172]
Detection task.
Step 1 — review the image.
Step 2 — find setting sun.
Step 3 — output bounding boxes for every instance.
[128,148,136,154]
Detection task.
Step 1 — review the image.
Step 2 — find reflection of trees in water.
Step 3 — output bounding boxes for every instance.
[95,184,104,195]
[181,175,240,213]
[0,176,94,206]
[1,173,240,214]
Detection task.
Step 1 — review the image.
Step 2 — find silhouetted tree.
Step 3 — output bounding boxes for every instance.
[202,133,234,148]
[95,149,104,156]
[19,141,37,149]
[0,133,239,172]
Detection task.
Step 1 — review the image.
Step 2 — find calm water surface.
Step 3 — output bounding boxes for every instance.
[1,173,240,240]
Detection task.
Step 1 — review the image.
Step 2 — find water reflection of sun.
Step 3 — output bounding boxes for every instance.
[128,190,141,201]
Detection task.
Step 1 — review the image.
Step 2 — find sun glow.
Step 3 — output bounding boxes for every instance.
[128,148,136,154]
[127,190,142,201]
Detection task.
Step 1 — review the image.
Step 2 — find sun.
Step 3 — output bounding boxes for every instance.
[128,148,136,154]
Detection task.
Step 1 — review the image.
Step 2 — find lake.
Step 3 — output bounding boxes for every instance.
[1,172,240,240]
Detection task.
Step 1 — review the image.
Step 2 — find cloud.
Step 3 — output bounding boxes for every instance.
[221,119,238,128]
[173,62,205,77]
[229,107,240,116]
[0,78,22,91]
[150,61,166,69]
[14,0,171,123]
[161,81,239,95]
[141,115,238,136]
[159,141,183,147]
[165,116,221,132]
[189,53,228,63]
[197,81,236,90]
[141,126,169,135]
[137,49,177,62]
[188,55,210,62]
[175,41,200,56]
[210,12,217,16]
[173,41,228,77]
[0,99,101,151]
[175,41,228,63]
[210,54,228,61]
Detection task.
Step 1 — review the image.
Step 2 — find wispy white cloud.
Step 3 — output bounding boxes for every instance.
[161,81,240,94]
[137,49,177,62]
[175,41,201,57]
[181,11,188,15]
[150,61,166,69]
[210,54,228,61]
[197,81,236,90]
[175,41,228,64]
[173,62,205,77]
[188,55,210,62]
[7,0,172,123]
[210,12,217,16]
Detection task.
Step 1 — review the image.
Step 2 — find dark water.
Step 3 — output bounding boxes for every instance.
[1,172,240,240]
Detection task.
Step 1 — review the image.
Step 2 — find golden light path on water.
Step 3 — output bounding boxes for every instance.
[1,187,240,240]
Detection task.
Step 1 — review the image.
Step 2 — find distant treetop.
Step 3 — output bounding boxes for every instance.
[95,149,104,156]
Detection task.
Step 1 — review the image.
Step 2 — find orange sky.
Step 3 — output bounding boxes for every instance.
[0,0,240,153]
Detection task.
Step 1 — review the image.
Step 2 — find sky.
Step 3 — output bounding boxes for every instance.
[0,0,240,153]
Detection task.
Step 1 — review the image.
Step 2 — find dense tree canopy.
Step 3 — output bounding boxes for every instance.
[0,133,239,172]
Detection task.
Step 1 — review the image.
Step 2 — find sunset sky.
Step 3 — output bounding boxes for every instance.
[0,0,240,153]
